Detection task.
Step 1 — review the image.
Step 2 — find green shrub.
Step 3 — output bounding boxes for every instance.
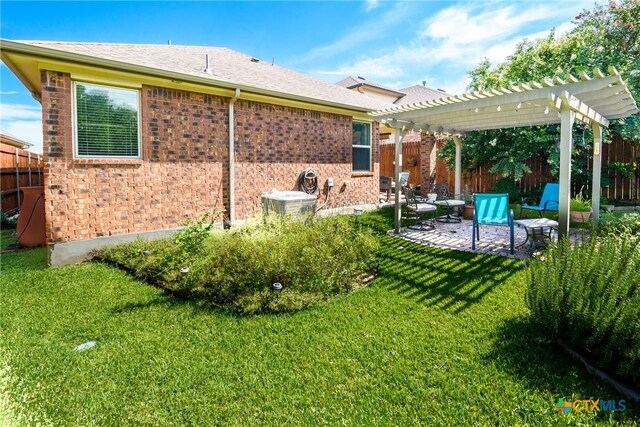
[599,212,640,236]
[1,212,17,229]
[99,215,379,314]
[492,178,521,203]
[520,186,544,203]
[526,236,640,386]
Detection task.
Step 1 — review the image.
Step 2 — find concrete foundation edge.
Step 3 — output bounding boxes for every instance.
[48,203,385,267]
[48,228,184,267]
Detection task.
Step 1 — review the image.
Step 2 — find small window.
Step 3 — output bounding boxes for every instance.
[74,82,140,158]
[352,121,371,171]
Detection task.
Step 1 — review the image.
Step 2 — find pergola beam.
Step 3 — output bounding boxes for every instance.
[394,128,406,234]
[591,123,603,225]
[372,76,620,119]
[557,92,610,127]
[558,108,576,239]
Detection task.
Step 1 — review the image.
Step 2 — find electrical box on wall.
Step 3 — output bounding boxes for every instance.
[326,178,334,188]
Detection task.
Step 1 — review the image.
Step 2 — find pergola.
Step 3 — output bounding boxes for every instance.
[370,67,638,239]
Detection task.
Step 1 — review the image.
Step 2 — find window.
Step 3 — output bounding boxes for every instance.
[74,82,140,158]
[352,121,371,171]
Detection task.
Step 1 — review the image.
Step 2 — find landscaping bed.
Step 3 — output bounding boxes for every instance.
[97,214,379,314]
[527,213,640,390]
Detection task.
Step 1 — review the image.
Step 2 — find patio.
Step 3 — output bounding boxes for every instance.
[390,219,589,259]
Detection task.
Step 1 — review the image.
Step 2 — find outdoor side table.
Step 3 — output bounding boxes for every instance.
[433,199,466,223]
[514,218,558,254]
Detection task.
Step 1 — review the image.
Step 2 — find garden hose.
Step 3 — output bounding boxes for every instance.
[299,168,318,194]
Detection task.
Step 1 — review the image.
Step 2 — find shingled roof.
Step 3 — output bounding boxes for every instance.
[336,75,449,106]
[1,40,389,112]
[336,76,406,96]
[395,84,448,105]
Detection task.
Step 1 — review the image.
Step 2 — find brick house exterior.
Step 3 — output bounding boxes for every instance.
[37,67,380,264]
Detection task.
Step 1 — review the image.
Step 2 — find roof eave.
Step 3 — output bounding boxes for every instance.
[0,39,377,114]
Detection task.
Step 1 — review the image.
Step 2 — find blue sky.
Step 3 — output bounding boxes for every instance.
[1,0,593,153]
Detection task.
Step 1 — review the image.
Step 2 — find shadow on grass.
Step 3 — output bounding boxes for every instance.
[486,315,639,421]
[376,237,525,313]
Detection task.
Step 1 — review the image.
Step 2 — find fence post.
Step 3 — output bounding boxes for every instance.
[28,151,32,186]
[15,148,21,211]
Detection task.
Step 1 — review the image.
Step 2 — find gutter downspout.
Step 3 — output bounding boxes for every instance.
[228,88,241,223]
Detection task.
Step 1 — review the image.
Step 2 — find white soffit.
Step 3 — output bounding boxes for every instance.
[371,67,638,134]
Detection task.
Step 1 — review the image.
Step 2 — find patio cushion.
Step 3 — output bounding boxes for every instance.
[407,203,437,214]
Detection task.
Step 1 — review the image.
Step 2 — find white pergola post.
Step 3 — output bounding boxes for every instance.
[558,107,576,239]
[591,123,603,225]
[394,128,406,234]
[453,135,462,198]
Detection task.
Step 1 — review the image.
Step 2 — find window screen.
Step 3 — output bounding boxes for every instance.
[352,122,371,171]
[75,82,140,158]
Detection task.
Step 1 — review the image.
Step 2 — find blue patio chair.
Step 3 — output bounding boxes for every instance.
[519,183,559,219]
[472,193,515,255]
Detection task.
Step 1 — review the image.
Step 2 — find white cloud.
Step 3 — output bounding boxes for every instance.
[0,91,20,95]
[2,120,43,154]
[0,103,43,153]
[0,103,42,120]
[311,1,590,94]
[293,2,415,64]
[365,0,380,12]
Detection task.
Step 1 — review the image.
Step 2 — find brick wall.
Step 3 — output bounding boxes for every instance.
[40,70,379,246]
[234,100,379,219]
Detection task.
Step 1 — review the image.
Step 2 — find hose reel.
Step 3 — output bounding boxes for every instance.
[299,168,318,194]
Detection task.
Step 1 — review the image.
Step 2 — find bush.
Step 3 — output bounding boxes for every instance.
[1,212,17,229]
[492,178,521,203]
[526,236,640,386]
[520,185,544,203]
[99,214,379,314]
[599,212,640,236]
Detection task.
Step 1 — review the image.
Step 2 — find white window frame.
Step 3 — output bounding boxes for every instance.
[352,121,372,171]
[72,81,142,160]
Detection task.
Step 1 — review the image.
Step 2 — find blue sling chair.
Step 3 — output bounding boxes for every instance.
[472,193,515,255]
[520,183,559,219]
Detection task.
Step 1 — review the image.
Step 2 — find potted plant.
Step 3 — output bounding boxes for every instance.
[570,193,592,222]
[406,157,418,167]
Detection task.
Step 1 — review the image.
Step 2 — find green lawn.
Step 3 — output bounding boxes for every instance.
[1,228,47,272]
[0,209,636,425]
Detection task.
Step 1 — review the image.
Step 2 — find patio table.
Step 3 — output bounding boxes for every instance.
[514,218,558,254]
[433,199,466,223]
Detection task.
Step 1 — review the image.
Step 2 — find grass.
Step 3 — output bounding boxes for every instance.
[0,228,47,272]
[0,209,637,425]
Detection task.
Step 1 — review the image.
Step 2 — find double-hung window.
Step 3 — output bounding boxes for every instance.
[352,121,371,171]
[74,82,141,159]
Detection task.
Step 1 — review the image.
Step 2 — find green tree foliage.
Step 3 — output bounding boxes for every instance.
[444,0,639,181]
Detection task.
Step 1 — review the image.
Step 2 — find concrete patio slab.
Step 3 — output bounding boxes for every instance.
[388,219,590,259]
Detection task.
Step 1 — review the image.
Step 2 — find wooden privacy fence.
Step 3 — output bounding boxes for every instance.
[433,136,639,200]
[380,141,422,188]
[1,143,43,214]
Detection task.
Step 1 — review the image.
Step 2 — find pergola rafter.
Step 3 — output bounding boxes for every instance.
[372,67,638,239]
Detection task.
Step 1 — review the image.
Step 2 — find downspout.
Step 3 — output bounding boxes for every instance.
[228,88,241,223]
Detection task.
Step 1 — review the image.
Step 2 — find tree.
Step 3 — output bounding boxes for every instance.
[443,0,640,185]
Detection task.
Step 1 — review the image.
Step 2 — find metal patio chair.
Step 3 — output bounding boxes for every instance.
[472,193,515,255]
[520,183,559,219]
